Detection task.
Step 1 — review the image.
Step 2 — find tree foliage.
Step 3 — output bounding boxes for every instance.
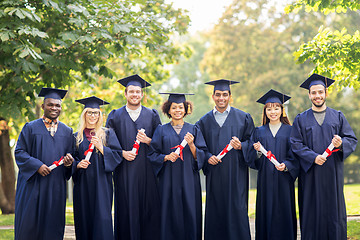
[285,0,360,89]
[0,0,190,125]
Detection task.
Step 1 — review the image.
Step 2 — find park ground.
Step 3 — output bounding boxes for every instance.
[1,184,360,239]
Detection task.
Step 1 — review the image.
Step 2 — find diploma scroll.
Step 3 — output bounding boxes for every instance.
[132,128,145,155]
[216,143,233,160]
[322,142,340,158]
[259,144,280,167]
[49,156,64,170]
[84,143,95,161]
[171,139,188,161]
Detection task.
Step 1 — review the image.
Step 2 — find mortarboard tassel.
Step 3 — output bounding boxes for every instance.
[187,103,192,114]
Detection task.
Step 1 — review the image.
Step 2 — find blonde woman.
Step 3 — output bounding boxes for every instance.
[73,96,122,240]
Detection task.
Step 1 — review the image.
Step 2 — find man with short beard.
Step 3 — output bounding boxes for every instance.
[290,74,357,240]
[106,74,161,240]
[14,88,74,240]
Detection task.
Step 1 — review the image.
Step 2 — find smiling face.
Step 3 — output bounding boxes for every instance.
[168,102,186,121]
[309,84,326,109]
[265,103,282,124]
[42,98,62,120]
[125,85,143,108]
[85,108,101,128]
[212,90,230,112]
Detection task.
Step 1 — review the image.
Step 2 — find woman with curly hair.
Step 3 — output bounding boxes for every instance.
[149,93,208,240]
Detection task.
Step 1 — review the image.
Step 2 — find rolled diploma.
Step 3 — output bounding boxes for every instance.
[322,142,334,158]
[175,139,188,155]
[49,156,64,170]
[259,144,280,167]
[132,128,145,154]
[84,143,95,161]
[216,143,233,160]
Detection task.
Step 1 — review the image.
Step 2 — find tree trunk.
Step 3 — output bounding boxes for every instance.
[0,118,16,214]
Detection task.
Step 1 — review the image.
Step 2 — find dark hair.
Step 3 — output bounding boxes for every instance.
[161,100,193,119]
[213,90,231,95]
[308,85,327,93]
[125,86,143,93]
[262,102,291,126]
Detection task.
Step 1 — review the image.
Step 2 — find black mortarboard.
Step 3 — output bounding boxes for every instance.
[300,73,335,90]
[160,92,194,103]
[38,87,67,100]
[75,96,109,109]
[117,74,151,88]
[204,79,239,91]
[256,89,291,105]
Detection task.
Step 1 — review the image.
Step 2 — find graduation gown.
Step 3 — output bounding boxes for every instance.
[14,119,74,240]
[72,129,122,240]
[196,107,255,240]
[106,106,161,240]
[148,122,207,240]
[290,108,357,240]
[246,124,299,240]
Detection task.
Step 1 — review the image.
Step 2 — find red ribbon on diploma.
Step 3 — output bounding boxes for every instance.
[325,148,340,157]
[133,141,140,155]
[84,143,94,156]
[52,156,64,166]
[266,151,277,161]
[220,144,230,156]
[171,145,185,161]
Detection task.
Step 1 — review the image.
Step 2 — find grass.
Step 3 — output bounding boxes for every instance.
[348,220,360,240]
[1,184,360,239]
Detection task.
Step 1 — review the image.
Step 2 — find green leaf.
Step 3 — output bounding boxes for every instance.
[113,24,131,33]
[19,46,30,58]
[61,32,79,41]
[14,9,25,19]
[0,32,9,41]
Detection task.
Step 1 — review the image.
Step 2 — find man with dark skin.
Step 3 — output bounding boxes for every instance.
[15,88,75,240]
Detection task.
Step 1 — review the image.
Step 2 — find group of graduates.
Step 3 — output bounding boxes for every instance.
[14,73,357,240]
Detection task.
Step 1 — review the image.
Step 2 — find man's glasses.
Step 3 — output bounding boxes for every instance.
[86,111,100,117]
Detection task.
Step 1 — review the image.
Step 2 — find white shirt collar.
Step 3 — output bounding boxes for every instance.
[213,105,231,115]
[126,105,141,113]
[126,105,142,122]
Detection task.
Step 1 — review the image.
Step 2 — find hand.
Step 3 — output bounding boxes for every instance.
[314,155,327,165]
[184,132,195,147]
[136,130,151,145]
[37,164,51,176]
[275,163,286,171]
[122,150,136,161]
[77,159,91,169]
[91,136,104,154]
[164,152,179,162]
[208,155,221,165]
[230,136,242,150]
[253,141,261,151]
[63,153,74,167]
[332,135,342,148]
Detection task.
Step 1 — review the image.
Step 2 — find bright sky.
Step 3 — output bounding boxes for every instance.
[166,0,233,33]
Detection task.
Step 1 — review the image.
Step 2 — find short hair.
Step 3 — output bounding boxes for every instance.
[125,86,143,93]
[161,100,193,119]
[213,90,231,95]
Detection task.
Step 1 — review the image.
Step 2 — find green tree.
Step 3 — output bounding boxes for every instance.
[0,0,189,213]
[158,34,211,124]
[286,0,360,89]
[191,0,360,186]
